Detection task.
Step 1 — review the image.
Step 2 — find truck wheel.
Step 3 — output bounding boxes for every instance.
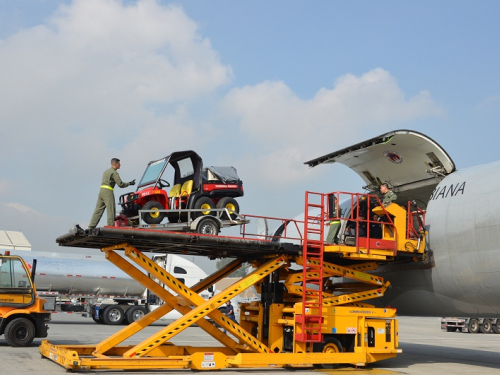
[4,317,35,347]
[468,318,480,333]
[196,217,220,235]
[193,197,215,218]
[493,320,500,334]
[126,306,147,324]
[142,201,165,224]
[313,336,343,368]
[216,197,240,220]
[446,327,457,332]
[480,319,492,333]
[102,305,125,325]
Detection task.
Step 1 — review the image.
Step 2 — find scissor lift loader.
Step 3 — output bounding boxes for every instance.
[40,191,426,371]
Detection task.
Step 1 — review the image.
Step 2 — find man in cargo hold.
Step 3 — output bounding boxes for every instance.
[380,183,397,207]
[88,158,135,230]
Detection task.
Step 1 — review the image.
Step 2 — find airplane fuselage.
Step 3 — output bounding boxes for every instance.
[377,159,500,317]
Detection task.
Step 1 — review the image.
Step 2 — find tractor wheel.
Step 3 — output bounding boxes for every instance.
[4,317,36,347]
[216,197,240,220]
[102,305,125,325]
[196,217,220,235]
[125,306,147,324]
[313,336,343,368]
[468,318,480,333]
[142,201,165,225]
[193,197,215,218]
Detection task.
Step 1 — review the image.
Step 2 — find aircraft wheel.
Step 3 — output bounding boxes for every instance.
[102,305,125,325]
[126,306,147,324]
[480,319,493,334]
[313,336,343,368]
[468,318,480,333]
[196,217,220,235]
[216,197,240,220]
[142,201,165,224]
[492,320,500,334]
[4,317,35,347]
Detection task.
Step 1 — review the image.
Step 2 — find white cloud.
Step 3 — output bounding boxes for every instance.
[476,94,500,110]
[0,0,232,170]
[221,68,445,186]
[6,202,43,216]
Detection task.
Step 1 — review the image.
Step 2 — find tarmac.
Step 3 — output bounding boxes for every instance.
[1,314,499,374]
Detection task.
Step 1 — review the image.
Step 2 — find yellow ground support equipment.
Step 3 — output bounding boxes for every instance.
[40,190,427,371]
[0,252,51,347]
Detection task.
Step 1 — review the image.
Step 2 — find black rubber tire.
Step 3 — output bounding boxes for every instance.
[196,217,220,235]
[141,201,165,224]
[216,197,240,220]
[193,197,216,218]
[102,305,125,325]
[480,319,492,334]
[468,318,480,333]
[125,306,147,324]
[493,320,500,334]
[446,327,457,332]
[4,317,36,347]
[313,336,343,369]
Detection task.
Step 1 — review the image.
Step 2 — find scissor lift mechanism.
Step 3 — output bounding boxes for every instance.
[40,191,426,371]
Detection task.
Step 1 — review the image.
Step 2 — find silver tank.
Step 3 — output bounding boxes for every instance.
[19,252,147,297]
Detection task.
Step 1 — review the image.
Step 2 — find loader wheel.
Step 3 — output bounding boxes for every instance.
[196,217,220,235]
[103,305,125,325]
[5,317,35,347]
[313,336,343,368]
[493,320,500,334]
[142,201,165,225]
[481,319,492,333]
[216,197,240,220]
[126,306,147,324]
[468,318,480,333]
[193,197,215,218]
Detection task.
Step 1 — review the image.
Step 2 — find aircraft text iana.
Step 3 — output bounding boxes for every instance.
[430,181,466,200]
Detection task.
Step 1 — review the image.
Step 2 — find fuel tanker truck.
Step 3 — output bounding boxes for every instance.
[12,251,212,325]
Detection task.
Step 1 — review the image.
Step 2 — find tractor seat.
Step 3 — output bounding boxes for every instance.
[180,180,193,197]
[169,184,181,208]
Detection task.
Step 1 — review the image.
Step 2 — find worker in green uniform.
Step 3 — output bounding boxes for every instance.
[88,158,135,230]
[380,183,397,207]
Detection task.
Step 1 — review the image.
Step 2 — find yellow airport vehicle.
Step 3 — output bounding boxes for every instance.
[40,190,427,371]
[0,252,51,346]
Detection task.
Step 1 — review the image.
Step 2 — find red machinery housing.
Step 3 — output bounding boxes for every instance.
[118,151,244,225]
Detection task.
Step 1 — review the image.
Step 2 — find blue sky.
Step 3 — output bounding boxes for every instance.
[0,1,499,271]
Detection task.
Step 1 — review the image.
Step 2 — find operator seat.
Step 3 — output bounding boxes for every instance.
[179,180,193,208]
[169,184,181,208]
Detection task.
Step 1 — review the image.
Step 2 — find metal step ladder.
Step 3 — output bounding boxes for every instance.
[295,191,324,343]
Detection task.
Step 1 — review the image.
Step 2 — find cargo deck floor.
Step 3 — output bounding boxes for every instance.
[57,226,301,260]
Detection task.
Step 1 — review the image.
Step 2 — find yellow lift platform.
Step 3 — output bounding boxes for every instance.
[40,191,426,371]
